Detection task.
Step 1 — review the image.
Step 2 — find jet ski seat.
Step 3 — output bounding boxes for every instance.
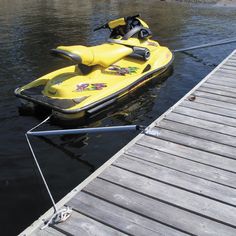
[51,43,133,68]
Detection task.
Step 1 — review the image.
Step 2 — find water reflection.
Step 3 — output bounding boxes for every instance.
[39,135,95,172]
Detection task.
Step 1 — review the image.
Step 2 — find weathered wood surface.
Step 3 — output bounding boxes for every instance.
[55,210,126,236]
[31,227,64,236]
[69,192,186,236]
[23,50,236,236]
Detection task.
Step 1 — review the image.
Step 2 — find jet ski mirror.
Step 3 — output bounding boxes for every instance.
[93,14,141,33]
[93,23,109,32]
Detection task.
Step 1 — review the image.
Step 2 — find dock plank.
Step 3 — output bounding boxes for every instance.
[202,82,236,93]
[148,127,236,159]
[207,78,236,87]
[221,65,236,71]
[227,58,236,63]
[184,96,236,111]
[54,210,126,236]
[84,178,236,236]
[138,135,236,172]
[165,112,236,137]
[99,166,236,226]
[198,86,236,98]
[181,100,236,119]
[126,144,236,188]
[224,61,236,67]
[217,68,236,75]
[113,154,236,204]
[214,70,236,78]
[31,227,65,236]
[209,75,236,84]
[69,192,186,236]
[193,90,236,105]
[158,119,236,146]
[212,70,236,78]
[174,105,236,126]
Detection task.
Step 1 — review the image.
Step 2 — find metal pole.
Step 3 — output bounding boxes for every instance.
[27,125,145,137]
[173,37,236,53]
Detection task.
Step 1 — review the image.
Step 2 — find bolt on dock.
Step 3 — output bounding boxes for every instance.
[22,49,236,236]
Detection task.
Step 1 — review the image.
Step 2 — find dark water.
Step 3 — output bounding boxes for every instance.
[0,0,236,234]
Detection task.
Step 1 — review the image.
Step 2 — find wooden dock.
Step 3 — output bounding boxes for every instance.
[22,50,236,236]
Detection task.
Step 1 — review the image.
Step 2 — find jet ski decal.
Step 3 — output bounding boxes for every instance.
[75,83,107,92]
[109,65,138,75]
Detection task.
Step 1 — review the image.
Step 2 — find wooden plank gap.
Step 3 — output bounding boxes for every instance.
[227,58,236,63]
[135,142,236,173]
[125,144,236,188]
[224,62,236,67]
[193,91,236,105]
[173,105,236,127]
[31,226,68,236]
[143,131,236,161]
[66,206,132,236]
[197,87,236,99]
[98,168,236,228]
[202,82,236,93]
[68,192,186,236]
[212,73,236,80]
[210,72,236,80]
[207,78,236,88]
[183,96,236,112]
[144,132,235,160]
[54,209,126,236]
[84,178,236,236]
[96,176,224,228]
[49,226,74,236]
[112,159,236,207]
[138,136,236,173]
[165,112,236,137]
[218,68,236,74]
[207,78,236,86]
[179,101,236,121]
[81,188,195,236]
[158,119,236,147]
[147,127,236,160]
[221,65,236,71]
[214,70,236,78]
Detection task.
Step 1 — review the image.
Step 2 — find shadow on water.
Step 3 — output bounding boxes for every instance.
[182,51,218,68]
[38,135,95,171]
[1,0,236,235]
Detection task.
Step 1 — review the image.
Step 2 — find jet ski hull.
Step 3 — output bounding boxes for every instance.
[15,52,173,121]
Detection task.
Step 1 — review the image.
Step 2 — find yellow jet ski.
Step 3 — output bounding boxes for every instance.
[15,15,174,121]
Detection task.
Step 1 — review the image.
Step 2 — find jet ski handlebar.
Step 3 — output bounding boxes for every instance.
[93,14,140,32]
[93,23,109,32]
[126,15,140,22]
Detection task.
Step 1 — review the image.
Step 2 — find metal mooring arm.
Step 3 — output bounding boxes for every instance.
[27,125,146,137]
[173,37,236,53]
